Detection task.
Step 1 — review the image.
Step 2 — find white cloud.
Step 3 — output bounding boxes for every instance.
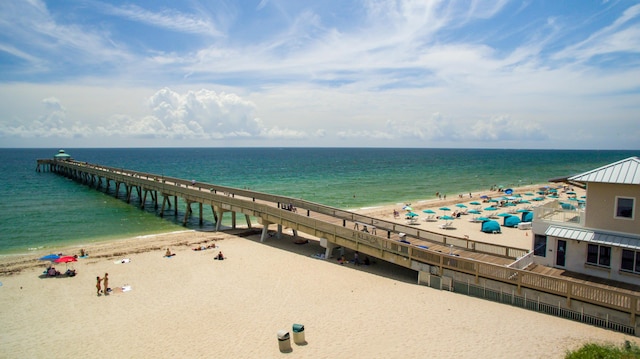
[99,3,223,37]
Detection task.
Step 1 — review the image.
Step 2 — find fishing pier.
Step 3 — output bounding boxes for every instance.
[36,157,640,335]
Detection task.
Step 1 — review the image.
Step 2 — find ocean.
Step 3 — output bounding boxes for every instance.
[0,148,637,255]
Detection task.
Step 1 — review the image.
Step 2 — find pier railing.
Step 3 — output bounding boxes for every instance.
[37,158,640,327]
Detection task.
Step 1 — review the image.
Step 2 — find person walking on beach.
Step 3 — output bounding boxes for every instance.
[103,273,109,295]
[354,251,361,266]
[96,276,102,296]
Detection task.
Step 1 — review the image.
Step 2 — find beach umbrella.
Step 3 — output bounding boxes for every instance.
[566,191,576,195]
[422,209,435,214]
[497,213,512,217]
[406,212,419,217]
[39,254,60,261]
[403,205,413,211]
[489,199,499,203]
[516,209,530,213]
[477,217,490,222]
[469,201,481,205]
[519,200,530,204]
[439,207,450,213]
[54,255,77,271]
[525,193,534,196]
[468,209,481,214]
[55,256,77,264]
[455,204,467,208]
[504,189,513,195]
[480,195,488,199]
[484,207,497,211]
[440,215,455,220]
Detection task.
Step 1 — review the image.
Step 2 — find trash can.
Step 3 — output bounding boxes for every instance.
[292,324,306,345]
[277,330,292,352]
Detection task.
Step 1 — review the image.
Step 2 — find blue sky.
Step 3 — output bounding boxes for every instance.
[0,0,639,149]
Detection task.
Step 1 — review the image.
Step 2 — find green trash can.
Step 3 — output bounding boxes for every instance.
[292,324,306,345]
[277,330,292,352]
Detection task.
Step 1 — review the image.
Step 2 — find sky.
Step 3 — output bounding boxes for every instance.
[0,0,639,149]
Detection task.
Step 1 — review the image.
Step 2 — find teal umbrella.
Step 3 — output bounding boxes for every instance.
[477,217,490,221]
[439,207,450,211]
[468,209,481,214]
[440,215,455,220]
[422,209,435,214]
[470,201,481,205]
[406,212,419,217]
[484,207,497,211]
[455,204,467,208]
[497,213,512,217]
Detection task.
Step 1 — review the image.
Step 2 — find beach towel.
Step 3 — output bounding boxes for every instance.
[114,258,131,264]
[121,285,132,292]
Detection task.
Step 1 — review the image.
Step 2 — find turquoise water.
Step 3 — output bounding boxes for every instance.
[0,148,637,254]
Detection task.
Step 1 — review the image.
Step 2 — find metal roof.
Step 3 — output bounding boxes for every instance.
[545,225,640,250]
[568,157,640,185]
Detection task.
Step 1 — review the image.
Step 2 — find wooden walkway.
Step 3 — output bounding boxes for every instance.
[36,158,640,332]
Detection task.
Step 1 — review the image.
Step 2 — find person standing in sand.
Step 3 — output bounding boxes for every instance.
[103,273,109,295]
[96,276,102,296]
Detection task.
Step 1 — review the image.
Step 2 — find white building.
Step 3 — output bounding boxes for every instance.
[531,157,640,286]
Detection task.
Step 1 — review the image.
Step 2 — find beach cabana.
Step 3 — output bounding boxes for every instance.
[503,216,521,228]
[481,220,501,233]
[520,211,533,222]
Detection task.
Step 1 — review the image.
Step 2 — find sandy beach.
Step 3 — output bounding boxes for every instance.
[1,183,636,358]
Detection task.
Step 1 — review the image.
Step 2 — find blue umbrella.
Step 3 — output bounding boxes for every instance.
[39,254,60,261]
[504,188,513,195]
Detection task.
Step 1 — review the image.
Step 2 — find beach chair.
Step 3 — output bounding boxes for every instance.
[439,221,453,229]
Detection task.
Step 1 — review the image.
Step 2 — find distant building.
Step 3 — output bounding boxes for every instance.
[54,149,71,161]
[531,157,640,286]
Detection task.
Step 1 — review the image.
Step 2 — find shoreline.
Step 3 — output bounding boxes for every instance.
[0,181,562,270]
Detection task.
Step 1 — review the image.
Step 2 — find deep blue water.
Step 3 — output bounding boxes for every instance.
[0,148,636,254]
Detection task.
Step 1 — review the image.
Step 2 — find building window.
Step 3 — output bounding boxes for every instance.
[587,244,611,267]
[621,249,640,274]
[615,197,634,219]
[533,235,546,257]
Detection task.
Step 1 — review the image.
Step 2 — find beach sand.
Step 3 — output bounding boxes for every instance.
[0,184,635,358]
